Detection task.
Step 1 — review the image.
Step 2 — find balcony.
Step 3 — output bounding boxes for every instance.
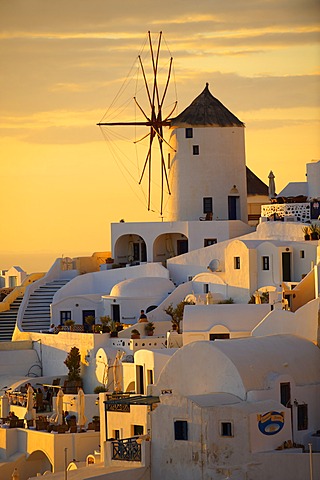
[261,202,311,222]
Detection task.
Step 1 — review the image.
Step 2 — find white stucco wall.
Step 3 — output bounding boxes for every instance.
[53,263,169,302]
[252,297,319,343]
[183,304,271,344]
[167,126,247,223]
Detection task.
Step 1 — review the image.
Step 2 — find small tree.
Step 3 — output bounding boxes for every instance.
[64,346,81,382]
[164,300,195,333]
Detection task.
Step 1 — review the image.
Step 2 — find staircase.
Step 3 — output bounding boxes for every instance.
[21,279,70,332]
[0,296,24,342]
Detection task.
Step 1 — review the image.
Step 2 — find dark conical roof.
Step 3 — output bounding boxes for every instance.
[170,83,244,127]
[246,167,268,196]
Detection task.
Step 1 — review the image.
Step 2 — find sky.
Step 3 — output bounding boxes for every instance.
[0,0,319,272]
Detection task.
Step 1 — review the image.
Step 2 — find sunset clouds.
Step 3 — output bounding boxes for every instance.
[0,0,319,270]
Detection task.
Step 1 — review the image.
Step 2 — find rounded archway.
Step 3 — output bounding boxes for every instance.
[153,232,188,264]
[114,234,147,266]
[26,450,52,477]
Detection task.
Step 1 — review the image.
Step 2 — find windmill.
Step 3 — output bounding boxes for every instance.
[97,31,177,215]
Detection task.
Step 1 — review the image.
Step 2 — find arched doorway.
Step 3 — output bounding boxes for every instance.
[114,234,147,266]
[153,233,188,264]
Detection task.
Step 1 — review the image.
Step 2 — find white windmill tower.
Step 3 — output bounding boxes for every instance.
[167,83,248,223]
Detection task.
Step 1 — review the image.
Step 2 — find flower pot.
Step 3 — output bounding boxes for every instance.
[146,331,154,336]
[311,232,319,240]
[304,234,310,241]
[110,331,118,338]
[131,334,140,339]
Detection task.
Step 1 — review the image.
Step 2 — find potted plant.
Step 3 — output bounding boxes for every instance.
[145,322,155,336]
[109,320,118,337]
[116,322,123,332]
[309,224,319,240]
[84,315,95,333]
[64,346,83,393]
[94,324,103,333]
[64,319,75,331]
[302,226,310,241]
[100,315,111,333]
[131,329,140,339]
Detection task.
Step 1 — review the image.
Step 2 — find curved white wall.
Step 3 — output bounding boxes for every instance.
[167,126,247,222]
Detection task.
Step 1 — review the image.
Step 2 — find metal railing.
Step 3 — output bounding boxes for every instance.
[112,438,141,462]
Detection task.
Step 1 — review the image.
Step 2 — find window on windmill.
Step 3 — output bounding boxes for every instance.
[185,128,193,138]
[174,420,188,441]
[203,197,213,214]
[193,145,199,155]
[220,421,233,437]
[234,257,241,269]
[262,256,270,270]
[168,153,171,169]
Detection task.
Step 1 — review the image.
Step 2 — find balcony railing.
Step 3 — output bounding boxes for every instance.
[112,438,141,462]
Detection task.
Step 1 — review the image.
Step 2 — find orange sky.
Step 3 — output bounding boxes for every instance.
[0,0,319,272]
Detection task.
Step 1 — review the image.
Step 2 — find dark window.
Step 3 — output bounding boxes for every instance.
[204,238,217,247]
[193,145,199,155]
[282,252,291,282]
[204,284,209,294]
[136,365,144,395]
[300,250,305,259]
[114,429,120,440]
[234,257,240,269]
[297,404,308,430]
[280,382,291,407]
[262,256,270,270]
[174,420,188,440]
[220,422,233,437]
[168,153,171,169]
[210,333,230,340]
[177,239,188,255]
[141,242,147,262]
[133,425,144,436]
[60,311,71,325]
[185,128,193,138]
[203,197,213,214]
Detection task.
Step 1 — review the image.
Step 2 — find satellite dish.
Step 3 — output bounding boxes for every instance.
[207,259,220,272]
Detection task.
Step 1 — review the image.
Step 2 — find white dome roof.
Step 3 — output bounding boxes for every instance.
[110,276,174,298]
